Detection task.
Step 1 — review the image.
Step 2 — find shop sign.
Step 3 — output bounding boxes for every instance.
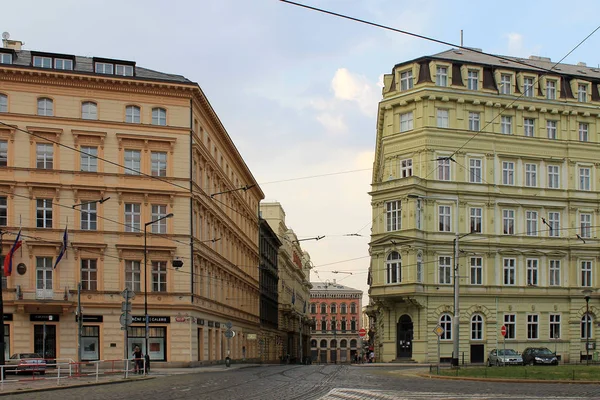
[247,333,257,340]
[76,315,104,323]
[3,314,12,321]
[30,314,60,322]
[175,316,187,323]
[131,316,171,324]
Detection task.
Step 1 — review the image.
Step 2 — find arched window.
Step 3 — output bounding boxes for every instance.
[310,339,317,348]
[320,317,326,332]
[340,339,347,348]
[320,339,327,348]
[416,251,423,283]
[126,105,141,123]
[82,101,97,120]
[350,339,357,348]
[350,318,356,332]
[341,318,347,332]
[471,314,483,340]
[152,107,167,126]
[320,303,327,314]
[330,339,337,349]
[37,97,53,116]
[0,94,7,113]
[310,303,316,314]
[330,303,337,314]
[581,313,593,339]
[350,303,357,314]
[340,303,347,314]
[440,314,452,340]
[386,251,401,283]
[331,319,337,331]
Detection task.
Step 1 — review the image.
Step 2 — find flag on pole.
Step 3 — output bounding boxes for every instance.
[53,226,68,269]
[3,229,22,277]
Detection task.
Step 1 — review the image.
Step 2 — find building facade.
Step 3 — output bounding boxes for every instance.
[309,281,362,363]
[0,38,263,365]
[368,48,600,364]
[260,202,312,362]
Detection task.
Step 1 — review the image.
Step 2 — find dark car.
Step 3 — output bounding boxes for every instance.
[522,347,558,366]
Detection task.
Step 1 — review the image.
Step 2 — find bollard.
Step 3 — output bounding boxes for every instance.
[96,362,99,383]
[225,357,231,368]
[57,364,61,386]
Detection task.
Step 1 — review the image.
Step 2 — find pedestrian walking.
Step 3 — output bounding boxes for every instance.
[132,346,144,374]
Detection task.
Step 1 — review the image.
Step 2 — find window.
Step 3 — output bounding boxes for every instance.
[440,314,452,340]
[581,314,593,339]
[548,212,560,237]
[320,303,327,314]
[400,112,413,132]
[37,98,53,116]
[438,205,451,232]
[95,62,114,74]
[385,252,401,284]
[504,314,516,339]
[546,120,557,139]
[125,260,141,292]
[437,157,450,181]
[340,303,347,314]
[0,197,6,227]
[124,150,141,175]
[401,159,412,178]
[330,303,337,314]
[471,314,483,340]
[432,66,447,86]
[80,202,97,231]
[503,258,515,285]
[523,77,534,97]
[467,70,478,90]
[502,161,514,185]
[437,109,449,128]
[81,259,98,291]
[579,123,589,142]
[526,210,538,236]
[116,64,134,76]
[0,94,7,113]
[578,84,588,102]
[350,318,357,331]
[526,259,539,285]
[385,201,401,231]
[310,303,317,314]
[468,112,480,131]
[439,256,452,285]
[502,209,515,235]
[151,152,167,177]
[469,158,482,183]
[525,163,537,187]
[350,303,357,314]
[152,107,167,126]
[151,205,168,234]
[54,58,73,70]
[36,143,53,169]
[580,213,592,238]
[33,56,52,68]
[36,199,53,228]
[82,102,97,120]
[124,203,141,232]
[416,252,423,283]
[0,141,6,167]
[416,199,422,230]
[126,105,141,123]
[527,315,539,340]
[547,165,560,189]
[470,207,482,233]
[550,314,561,339]
[470,257,482,285]
[0,53,12,64]
[581,260,592,287]
[152,261,167,292]
[549,260,561,286]
[500,116,512,134]
[79,146,98,172]
[524,118,535,137]
[546,80,556,100]
[320,318,326,332]
[500,74,511,94]
[400,70,413,91]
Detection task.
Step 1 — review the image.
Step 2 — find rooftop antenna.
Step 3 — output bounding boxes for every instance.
[460,30,463,47]
[1,32,9,41]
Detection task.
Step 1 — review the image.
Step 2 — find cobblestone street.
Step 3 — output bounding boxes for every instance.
[4,364,600,400]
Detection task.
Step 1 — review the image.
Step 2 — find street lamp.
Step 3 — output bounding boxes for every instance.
[583,289,593,365]
[408,194,460,367]
[144,213,173,362]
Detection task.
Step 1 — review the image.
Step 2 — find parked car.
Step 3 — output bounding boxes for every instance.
[7,353,47,375]
[521,347,558,366]
[487,348,523,366]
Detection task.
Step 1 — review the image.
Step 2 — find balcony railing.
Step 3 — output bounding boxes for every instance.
[16,285,73,301]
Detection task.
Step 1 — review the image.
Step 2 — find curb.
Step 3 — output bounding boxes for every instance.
[0,376,154,396]
[416,372,600,385]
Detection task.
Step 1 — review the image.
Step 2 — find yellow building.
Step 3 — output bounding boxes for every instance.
[369,48,600,364]
[0,37,263,365]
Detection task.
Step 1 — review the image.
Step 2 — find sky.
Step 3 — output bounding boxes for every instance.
[3,0,600,306]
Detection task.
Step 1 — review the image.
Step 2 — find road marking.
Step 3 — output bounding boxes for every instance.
[318,388,583,400]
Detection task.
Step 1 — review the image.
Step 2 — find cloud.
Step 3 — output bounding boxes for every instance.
[331,68,379,117]
[316,113,348,135]
[506,33,524,55]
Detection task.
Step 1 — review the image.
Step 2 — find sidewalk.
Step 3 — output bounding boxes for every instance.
[0,363,264,396]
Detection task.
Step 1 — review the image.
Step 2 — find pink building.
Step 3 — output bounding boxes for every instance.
[309,281,363,363]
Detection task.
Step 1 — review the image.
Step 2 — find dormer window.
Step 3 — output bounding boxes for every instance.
[116,64,134,76]
[400,70,413,91]
[546,80,557,100]
[0,53,12,64]
[95,62,114,74]
[54,58,73,70]
[578,84,588,102]
[32,53,74,70]
[467,70,479,90]
[33,56,52,69]
[500,74,511,95]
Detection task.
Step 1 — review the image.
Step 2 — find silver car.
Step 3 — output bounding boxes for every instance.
[487,348,523,366]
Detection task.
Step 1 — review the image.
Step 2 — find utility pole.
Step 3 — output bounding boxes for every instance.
[77,282,82,362]
[0,231,5,378]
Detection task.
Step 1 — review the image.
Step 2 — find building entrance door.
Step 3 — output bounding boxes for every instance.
[396,314,413,358]
[470,344,485,364]
[34,324,56,360]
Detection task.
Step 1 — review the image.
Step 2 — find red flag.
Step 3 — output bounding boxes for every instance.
[4,230,22,277]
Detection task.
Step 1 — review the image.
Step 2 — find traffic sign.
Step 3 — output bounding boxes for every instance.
[433,324,445,337]
[121,289,135,299]
[119,313,132,326]
[121,302,132,312]
[358,328,367,338]
[225,321,233,329]
[224,330,235,339]
[501,325,507,337]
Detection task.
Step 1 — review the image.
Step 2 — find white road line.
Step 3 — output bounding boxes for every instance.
[318,388,583,400]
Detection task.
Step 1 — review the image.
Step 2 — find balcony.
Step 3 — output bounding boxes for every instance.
[14,285,75,313]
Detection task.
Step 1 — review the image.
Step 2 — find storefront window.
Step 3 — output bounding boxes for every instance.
[127,327,167,361]
[81,326,99,361]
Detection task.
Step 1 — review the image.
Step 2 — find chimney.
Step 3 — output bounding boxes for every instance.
[1,32,23,50]
[578,62,587,67]
[529,55,551,62]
